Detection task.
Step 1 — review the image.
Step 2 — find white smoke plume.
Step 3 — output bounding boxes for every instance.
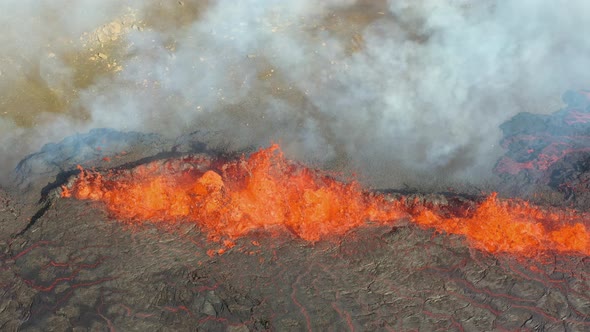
[1,0,588,188]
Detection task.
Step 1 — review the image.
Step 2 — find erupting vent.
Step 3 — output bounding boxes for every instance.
[414,193,590,255]
[62,144,590,257]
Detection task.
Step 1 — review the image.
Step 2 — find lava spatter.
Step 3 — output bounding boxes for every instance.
[62,144,407,243]
[62,144,590,257]
[413,193,590,256]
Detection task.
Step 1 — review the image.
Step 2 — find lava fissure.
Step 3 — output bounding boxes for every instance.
[15,200,52,237]
[61,144,590,258]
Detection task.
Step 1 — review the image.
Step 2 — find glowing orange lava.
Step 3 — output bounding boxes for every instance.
[62,144,590,257]
[62,144,406,243]
[413,193,590,256]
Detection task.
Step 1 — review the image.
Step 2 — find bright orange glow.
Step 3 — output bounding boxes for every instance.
[62,144,406,242]
[413,193,590,256]
[62,144,590,257]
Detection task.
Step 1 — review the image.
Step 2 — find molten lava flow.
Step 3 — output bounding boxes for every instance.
[62,144,590,257]
[413,193,590,256]
[62,144,406,243]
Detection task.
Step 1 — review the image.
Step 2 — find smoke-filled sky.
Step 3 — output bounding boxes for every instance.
[0,0,588,188]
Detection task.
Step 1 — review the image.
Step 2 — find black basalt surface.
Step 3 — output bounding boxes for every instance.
[0,129,589,331]
[495,90,590,209]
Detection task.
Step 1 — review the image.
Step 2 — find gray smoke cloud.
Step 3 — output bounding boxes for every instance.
[1,0,588,189]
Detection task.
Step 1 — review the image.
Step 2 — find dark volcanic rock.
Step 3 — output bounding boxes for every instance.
[495,90,590,207]
[1,129,590,331]
[12,128,166,195]
[0,188,20,240]
[3,193,590,331]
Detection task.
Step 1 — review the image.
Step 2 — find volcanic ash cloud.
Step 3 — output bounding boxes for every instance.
[1,0,589,189]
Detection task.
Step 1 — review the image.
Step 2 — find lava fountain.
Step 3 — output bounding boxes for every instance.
[62,144,590,257]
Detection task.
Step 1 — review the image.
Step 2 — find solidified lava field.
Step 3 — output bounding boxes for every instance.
[2,2,590,330]
[1,127,590,331]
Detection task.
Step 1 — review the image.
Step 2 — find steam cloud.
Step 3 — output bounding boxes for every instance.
[1,0,589,188]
